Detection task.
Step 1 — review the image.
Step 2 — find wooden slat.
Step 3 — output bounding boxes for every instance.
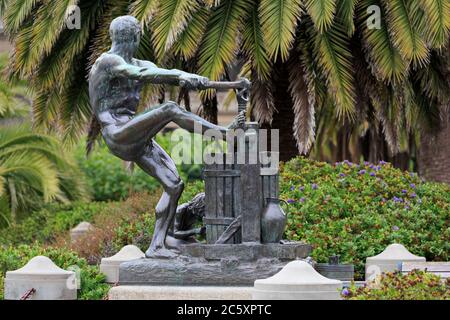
[216,158,224,243]
[203,217,236,225]
[203,169,240,177]
[205,161,217,243]
[233,152,242,244]
[224,158,233,242]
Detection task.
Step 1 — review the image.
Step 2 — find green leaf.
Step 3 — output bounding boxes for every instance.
[259,0,302,61]
[241,0,271,80]
[384,0,429,67]
[172,7,209,59]
[336,0,359,36]
[314,22,356,119]
[2,0,38,34]
[356,0,408,83]
[198,0,251,82]
[151,0,194,61]
[420,0,450,48]
[304,0,337,32]
[130,0,160,26]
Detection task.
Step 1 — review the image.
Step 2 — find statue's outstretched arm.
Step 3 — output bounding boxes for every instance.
[108,56,208,89]
[112,63,184,85]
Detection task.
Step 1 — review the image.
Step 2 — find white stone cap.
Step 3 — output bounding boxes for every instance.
[101,245,145,265]
[71,221,93,232]
[6,256,74,280]
[254,261,342,291]
[366,244,426,262]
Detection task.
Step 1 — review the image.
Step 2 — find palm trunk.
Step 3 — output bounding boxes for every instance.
[201,95,218,124]
[418,119,450,183]
[270,60,299,162]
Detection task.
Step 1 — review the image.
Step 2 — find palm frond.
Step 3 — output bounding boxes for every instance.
[357,0,408,83]
[2,0,37,35]
[241,0,271,80]
[259,0,302,61]
[288,50,316,155]
[251,71,275,124]
[130,0,160,26]
[314,22,356,119]
[383,0,429,67]
[336,0,359,36]
[172,6,209,59]
[151,0,194,61]
[198,0,250,97]
[304,0,337,33]
[420,0,450,48]
[34,0,103,92]
[28,0,78,70]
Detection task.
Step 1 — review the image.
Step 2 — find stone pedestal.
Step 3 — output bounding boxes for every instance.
[100,245,145,283]
[70,221,93,243]
[365,243,426,281]
[119,242,311,286]
[253,261,343,300]
[4,256,77,300]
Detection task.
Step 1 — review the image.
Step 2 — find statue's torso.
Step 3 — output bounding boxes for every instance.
[89,53,143,127]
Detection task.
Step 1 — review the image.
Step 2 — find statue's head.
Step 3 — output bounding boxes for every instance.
[110,16,141,53]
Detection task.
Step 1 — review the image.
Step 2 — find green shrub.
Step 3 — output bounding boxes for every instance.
[0,244,109,300]
[343,270,450,300]
[0,202,104,246]
[181,157,450,280]
[75,144,159,202]
[75,133,203,202]
[282,158,450,279]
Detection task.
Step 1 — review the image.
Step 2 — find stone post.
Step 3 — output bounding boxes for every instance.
[100,245,145,283]
[4,256,77,300]
[253,261,343,300]
[365,243,426,281]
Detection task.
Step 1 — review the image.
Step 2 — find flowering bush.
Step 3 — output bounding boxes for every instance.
[282,158,450,279]
[342,270,450,300]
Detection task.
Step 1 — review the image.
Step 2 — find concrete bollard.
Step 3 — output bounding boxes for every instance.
[70,221,93,243]
[365,243,426,282]
[100,245,145,283]
[4,256,77,300]
[253,261,343,300]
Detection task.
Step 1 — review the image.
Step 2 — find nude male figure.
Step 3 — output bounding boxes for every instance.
[88,15,244,258]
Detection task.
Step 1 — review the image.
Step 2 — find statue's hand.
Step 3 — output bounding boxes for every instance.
[179,73,209,90]
[228,110,246,129]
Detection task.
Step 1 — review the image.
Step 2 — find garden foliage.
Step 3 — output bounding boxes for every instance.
[343,270,450,300]
[184,157,450,279]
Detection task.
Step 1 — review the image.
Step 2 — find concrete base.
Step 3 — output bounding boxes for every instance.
[109,286,253,300]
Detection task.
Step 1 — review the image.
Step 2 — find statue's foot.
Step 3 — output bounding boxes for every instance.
[165,235,187,250]
[145,247,179,259]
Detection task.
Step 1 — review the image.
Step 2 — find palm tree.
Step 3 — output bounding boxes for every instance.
[1,0,449,162]
[0,123,89,226]
[0,52,31,120]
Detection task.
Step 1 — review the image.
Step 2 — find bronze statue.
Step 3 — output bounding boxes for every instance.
[88,15,246,259]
